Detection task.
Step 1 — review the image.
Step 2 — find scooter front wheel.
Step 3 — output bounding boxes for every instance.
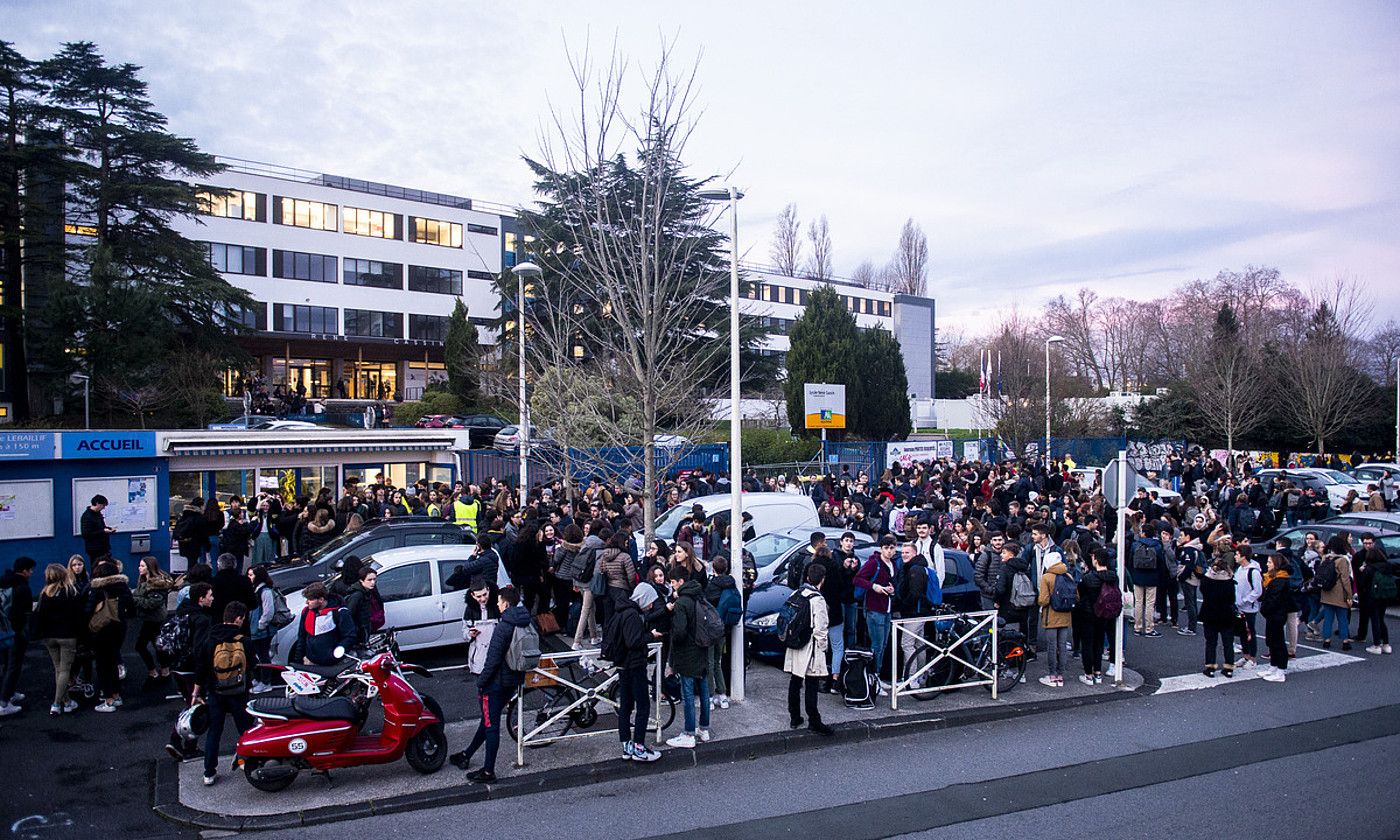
[405,725,447,773]
[243,758,299,792]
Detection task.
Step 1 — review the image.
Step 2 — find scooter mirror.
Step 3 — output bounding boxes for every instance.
[333,645,347,659]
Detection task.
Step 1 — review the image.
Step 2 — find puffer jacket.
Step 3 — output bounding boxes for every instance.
[132,576,175,623]
[598,547,637,592]
[554,539,587,582]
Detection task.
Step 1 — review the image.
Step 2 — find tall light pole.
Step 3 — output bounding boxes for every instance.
[1044,336,1065,464]
[511,262,541,508]
[698,185,746,701]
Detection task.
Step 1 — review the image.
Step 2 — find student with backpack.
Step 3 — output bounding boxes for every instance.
[165,582,215,760]
[450,586,534,782]
[1315,534,1353,650]
[248,565,291,691]
[602,585,663,762]
[1357,549,1394,655]
[190,601,254,786]
[704,556,743,709]
[1077,549,1119,685]
[997,542,1035,657]
[86,560,133,713]
[665,565,713,749]
[853,536,900,694]
[1037,553,1076,687]
[894,543,939,689]
[1129,525,1165,637]
[782,563,834,736]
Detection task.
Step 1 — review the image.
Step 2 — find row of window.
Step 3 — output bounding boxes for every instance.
[205,243,481,296]
[243,303,450,341]
[197,189,499,248]
[746,282,893,317]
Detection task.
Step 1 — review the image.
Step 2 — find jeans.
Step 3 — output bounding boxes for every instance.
[1204,625,1235,669]
[707,638,728,697]
[1239,611,1258,658]
[1179,584,1199,632]
[828,614,845,676]
[1320,604,1349,643]
[616,665,650,745]
[464,687,506,773]
[866,611,892,681]
[898,618,930,685]
[1,631,28,702]
[787,674,822,725]
[44,638,76,706]
[1265,613,1288,670]
[1133,586,1157,633]
[203,691,252,776]
[678,674,710,734]
[1045,626,1071,677]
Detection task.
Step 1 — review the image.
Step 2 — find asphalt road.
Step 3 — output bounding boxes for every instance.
[1,613,1395,840]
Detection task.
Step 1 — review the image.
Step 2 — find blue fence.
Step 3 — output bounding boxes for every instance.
[816,436,1188,477]
[458,443,731,490]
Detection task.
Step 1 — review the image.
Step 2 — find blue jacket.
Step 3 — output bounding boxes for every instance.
[294,605,356,665]
[478,605,532,693]
[1127,537,1165,589]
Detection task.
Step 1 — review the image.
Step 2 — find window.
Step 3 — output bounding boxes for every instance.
[205,242,266,276]
[273,196,337,231]
[879,301,891,317]
[402,531,450,547]
[409,313,450,342]
[376,562,432,602]
[762,285,774,302]
[343,206,400,239]
[467,223,498,236]
[272,304,338,334]
[197,189,265,221]
[343,308,403,338]
[226,303,267,331]
[466,269,494,281]
[795,288,807,306]
[409,216,462,247]
[343,258,403,289]
[272,250,338,284]
[407,265,463,295]
[438,559,468,592]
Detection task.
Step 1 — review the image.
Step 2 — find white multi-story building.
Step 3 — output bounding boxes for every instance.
[169,158,515,402]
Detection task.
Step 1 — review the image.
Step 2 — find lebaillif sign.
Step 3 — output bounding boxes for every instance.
[803,383,847,430]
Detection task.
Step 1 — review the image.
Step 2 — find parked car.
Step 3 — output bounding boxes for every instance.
[744,548,982,661]
[250,419,327,431]
[1349,463,1400,505]
[1322,511,1400,533]
[1256,468,1370,512]
[268,518,476,593]
[643,492,819,556]
[1070,466,1182,502]
[414,414,467,429]
[208,414,278,430]
[272,544,479,663]
[1250,523,1400,561]
[455,413,511,448]
[749,527,877,590]
[492,424,557,451]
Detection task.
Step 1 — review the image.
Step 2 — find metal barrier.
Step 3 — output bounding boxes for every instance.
[514,642,663,768]
[890,609,999,709]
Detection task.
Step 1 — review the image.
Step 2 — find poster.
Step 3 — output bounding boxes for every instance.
[886,440,952,469]
[0,495,15,520]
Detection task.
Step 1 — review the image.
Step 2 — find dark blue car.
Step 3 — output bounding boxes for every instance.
[744,548,984,660]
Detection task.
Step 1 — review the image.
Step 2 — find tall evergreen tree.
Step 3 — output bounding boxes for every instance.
[0,41,43,418]
[855,326,911,439]
[784,284,863,434]
[444,297,480,410]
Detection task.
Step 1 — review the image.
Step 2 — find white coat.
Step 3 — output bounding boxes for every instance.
[782,586,830,678]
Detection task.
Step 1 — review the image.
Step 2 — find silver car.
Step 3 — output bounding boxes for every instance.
[750,526,877,589]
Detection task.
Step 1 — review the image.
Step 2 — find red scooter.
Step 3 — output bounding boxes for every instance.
[235,646,447,791]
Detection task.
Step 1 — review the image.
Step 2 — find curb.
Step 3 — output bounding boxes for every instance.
[152,674,1153,832]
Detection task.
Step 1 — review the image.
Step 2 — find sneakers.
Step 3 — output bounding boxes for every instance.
[808,721,835,736]
[1342,641,1352,651]
[1176,628,1197,636]
[1260,668,1286,683]
[164,745,185,762]
[1366,645,1384,655]
[665,733,697,749]
[1385,644,1393,654]
[876,679,890,696]
[94,702,117,713]
[1037,675,1057,687]
[50,704,63,716]
[631,742,661,762]
[1202,666,1216,678]
[202,773,216,786]
[466,769,496,783]
[1238,659,1255,669]
[449,750,470,770]
[1079,674,1100,686]
[622,741,635,761]
[1105,664,1117,678]
[716,694,730,710]
[789,717,805,729]
[10,693,24,703]
[0,702,21,717]
[62,700,78,713]
[1143,630,1162,638]
[696,728,712,743]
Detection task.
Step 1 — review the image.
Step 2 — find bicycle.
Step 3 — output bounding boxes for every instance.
[506,653,676,745]
[900,607,1026,696]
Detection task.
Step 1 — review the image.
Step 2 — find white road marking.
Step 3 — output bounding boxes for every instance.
[1155,650,1364,694]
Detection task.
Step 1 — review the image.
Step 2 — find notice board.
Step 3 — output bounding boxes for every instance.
[0,479,55,541]
[72,475,158,535]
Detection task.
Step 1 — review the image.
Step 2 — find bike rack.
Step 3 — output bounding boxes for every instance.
[890,609,999,709]
[514,642,664,768]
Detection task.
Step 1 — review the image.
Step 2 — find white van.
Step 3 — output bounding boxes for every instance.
[645,492,819,549]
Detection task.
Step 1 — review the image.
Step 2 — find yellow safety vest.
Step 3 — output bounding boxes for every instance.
[453,499,480,528]
[427,503,442,519]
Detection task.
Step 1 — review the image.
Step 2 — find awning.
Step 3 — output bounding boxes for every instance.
[165,440,455,458]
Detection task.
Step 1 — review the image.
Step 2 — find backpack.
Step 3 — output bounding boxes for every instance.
[88,593,121,634]
[1313,557,1339,592]
[1371,565,1397,602]
[900,563,931,614]
[776,590,814,650]
[505,621,542,672]
[841,649,876,709]
[716,586,742,627]
[786,553,813,592]
[211,634,249,695]
[1093,583,1123,619]
[600,612,628,665]
[267,588,294,630]
[1010,571,1037,608]
[1049,572,1078,612]
[691,596,726,648]
[1131,542,1158,572]
[1236,506,1257,533]
[156,613,193,660]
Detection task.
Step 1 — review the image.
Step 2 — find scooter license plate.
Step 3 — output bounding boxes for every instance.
[282,671,321,695]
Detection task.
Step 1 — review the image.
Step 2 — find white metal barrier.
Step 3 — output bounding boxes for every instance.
[890,609,999,709]
[514,642,664,768]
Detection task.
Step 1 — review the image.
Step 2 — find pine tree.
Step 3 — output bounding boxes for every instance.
[855,326,911,439]
[784,284,863,434]
[0,41,43,418]
[444,298,480,410]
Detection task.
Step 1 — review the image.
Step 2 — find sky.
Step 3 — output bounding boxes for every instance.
[9,1,1400,334]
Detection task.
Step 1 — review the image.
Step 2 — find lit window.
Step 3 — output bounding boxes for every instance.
[343,207,400,239]
[197,189,265,221]
[273,197,337,231]
[409,216,463,248]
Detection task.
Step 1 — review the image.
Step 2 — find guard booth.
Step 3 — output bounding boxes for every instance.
[157,429,469,569]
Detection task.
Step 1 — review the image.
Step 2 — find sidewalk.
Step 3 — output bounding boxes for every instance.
[157,659,1146,831]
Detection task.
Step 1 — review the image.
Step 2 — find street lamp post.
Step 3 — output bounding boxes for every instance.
[698,185,746,702]
[1044,336,1065,463]
[511,262,542,509]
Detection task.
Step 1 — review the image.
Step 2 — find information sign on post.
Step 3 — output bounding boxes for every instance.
[803,383,847,430]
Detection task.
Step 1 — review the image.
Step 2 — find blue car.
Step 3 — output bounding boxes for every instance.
[744,548,984,661]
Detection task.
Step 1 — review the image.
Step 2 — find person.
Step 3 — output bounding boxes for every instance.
[463,580,500,676]
[248,565,280,684]
[1037,550,1074,687]
[327,555,363,605]
[704,555,741,708]
[174,498,211,565]
[210,552,256,622]
[344,566,385,650]
[1356,547,1394,655]
[604,585,663,762]
[571,526,607,649]
[1257,554,1293,683]
[854,536,899,694]
[166,581,217,759]
[1175,537,1206,637]
[132,556,177,683]
[191,601,254,786]
[0,556,36,715]
[249,498,278,567]
[1352,533,1387,645]
[1129,524,1165,637]
[1317,534,1354,651]
[33,564,83,716]
[1233,546,1262,668]
[785,562,834,736]
[292,582,356,666]
[597,531,638,630]
[450,586,531,782]
[80,495,117,562]
[996,541,1033,654]
[1077,549,1117,685]
[665,564,712,749]
[974,532,1006,611]
[86,560,133,712]
[1200,557,1238,678]
[895,542,937,689]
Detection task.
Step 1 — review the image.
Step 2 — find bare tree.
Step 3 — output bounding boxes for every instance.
[1370,318,1400,385]
[850,259,880,289]
[805,214,832,281]
[1044,289,1106,390]
[1191,305,1269,456]
[887,217,929,295]
[99,377,171,430]
[770,202,803,278]
[1284,279,1374,453]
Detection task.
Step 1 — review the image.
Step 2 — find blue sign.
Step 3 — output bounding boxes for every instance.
[0,431,56,460]
[60,431,157,460]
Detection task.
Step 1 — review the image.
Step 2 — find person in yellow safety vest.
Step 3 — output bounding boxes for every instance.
[426,489,443,520]
[453,492,481,531]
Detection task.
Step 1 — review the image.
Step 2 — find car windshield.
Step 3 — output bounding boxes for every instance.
[653,503,698,539]
[302,530,358,564]
[1379,536,1400,559]
[1315,469,1357,484]
[749,533,801,568]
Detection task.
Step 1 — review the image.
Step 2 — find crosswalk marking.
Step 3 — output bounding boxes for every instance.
[1154,650,1364,694]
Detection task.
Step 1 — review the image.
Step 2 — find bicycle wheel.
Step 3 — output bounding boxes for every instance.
[505,686,575,743]
[990,638,1027,694]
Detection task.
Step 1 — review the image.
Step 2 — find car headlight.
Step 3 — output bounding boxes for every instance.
[749,613,778,628]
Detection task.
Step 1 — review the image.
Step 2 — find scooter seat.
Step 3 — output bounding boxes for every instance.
[291,696,358,721]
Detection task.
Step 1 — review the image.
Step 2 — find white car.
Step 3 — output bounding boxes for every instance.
[642,492,820,556]
[1257,468,1369,511]
[252,419,326,431]
[1351,463,1400,504]
[1071,467,1182,503]
[272,544,477,663]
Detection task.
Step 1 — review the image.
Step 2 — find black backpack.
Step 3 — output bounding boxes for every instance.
[1313,556,1339,592]
[785,553,812,592]
[776,590,813,649]
[1131,542,1158,572]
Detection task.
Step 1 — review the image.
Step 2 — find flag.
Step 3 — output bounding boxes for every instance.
[978,349,986,395]
[997,351,1003,397]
